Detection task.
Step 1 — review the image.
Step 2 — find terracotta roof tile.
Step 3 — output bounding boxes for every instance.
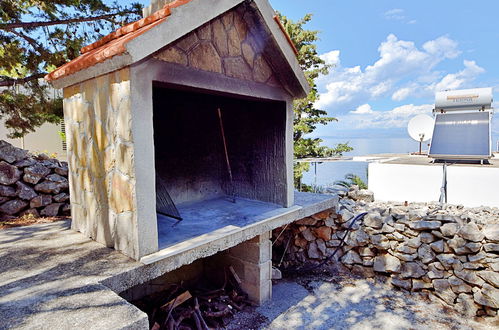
[45,0,193,82]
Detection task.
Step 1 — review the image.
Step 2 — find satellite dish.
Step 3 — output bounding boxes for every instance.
[408,114,434,154]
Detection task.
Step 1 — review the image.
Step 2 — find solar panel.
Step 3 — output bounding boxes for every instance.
[429,111,491,160]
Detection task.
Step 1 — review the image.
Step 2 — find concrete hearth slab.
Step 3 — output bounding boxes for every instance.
[0,192,337,329]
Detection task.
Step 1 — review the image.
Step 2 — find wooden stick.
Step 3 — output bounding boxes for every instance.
[160,290,192,310]
[228,266,242,285]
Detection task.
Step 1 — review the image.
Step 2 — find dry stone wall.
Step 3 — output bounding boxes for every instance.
[273,186,499,317]
[0,141,69,219]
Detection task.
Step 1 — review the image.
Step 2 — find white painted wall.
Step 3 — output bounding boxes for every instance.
[0,120,66,160]
[368,162,499,207]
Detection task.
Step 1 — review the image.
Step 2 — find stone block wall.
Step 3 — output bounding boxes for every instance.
[0,141,69,219]
[63,68,140,258]
[273,195,499,317]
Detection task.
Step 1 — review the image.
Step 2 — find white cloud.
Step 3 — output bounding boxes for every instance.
[320,50,340,66]
[383,8,416,24]
[316,34,483,110]
[342,103,433,129]
[350,104,373,114]
[433,60,485,91]
[384,9,405,21]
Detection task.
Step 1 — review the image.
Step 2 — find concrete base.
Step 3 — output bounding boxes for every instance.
[369,156,499,207]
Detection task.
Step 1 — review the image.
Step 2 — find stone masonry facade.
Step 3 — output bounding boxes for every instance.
[63,68,139,258]
[153,5,281,88]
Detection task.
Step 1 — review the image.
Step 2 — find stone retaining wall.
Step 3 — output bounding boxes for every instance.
[0,141,69,219]
[272,188,499,317]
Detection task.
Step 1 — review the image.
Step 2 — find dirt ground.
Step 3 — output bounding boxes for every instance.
[0,216,70,230]
[228,269,499,330]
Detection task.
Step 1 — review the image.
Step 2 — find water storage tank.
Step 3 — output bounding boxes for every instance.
[435,87,493,112]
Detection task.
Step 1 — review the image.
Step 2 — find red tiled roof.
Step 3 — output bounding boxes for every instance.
[45,0,193,82]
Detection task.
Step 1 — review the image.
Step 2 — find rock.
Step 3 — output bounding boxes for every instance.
[15,181,37,200]
[20,208,40,218]
[373,254,401,273]
[430,240,444,253]
[437,254,459,270]
[54,164,69,176]
[294,237,307,249]
[393,253,417,262]
[342,250,362,265]
[0,185,16,197]
[454,269,485,287]
[483,224,499,243]
[272,267,282,280]
[412,279,432,290]
[420,232,436,244]
[394,223,405,232]
[338,208,354,223]
[418,244,436,264]
[0,141,28,163]
[468,252,487,263]
[478,271,499,287]
[396,245,417,254]
[14,158,36,168]
[0,196,8,204]
[316,239,327,255]
[23,164,51,184]
[61,203,71,214]
[408,220,441,231]
[34,181,63,194]
[0,161,21,185]
[432,279,457,305]
[463,262,482,270]
[53,192,69,203]
[301,228,315,241]
[307,241,321,259]
[0,199,28,215]
[313,226,331,241]
[40,203,62,217]
[440,223,459,237]
[464,242,481,253]
[351,265,375,278]
[448,276,472,294]
[458,223,484,242]
[381,223,395,233]
[448,237,470,255]
[364,213,383,229]
[30,194,52,208]
[350,229,369,246]
[370,234,390,250]
[455,293,479,318]
[473,284,499,308]
[295,217,318,226]
[428,262,445,279]
[359,247,375,257]
[45,174,68,186]
[407,236,422,249]
[348,189,374,202]
[483,243,499,253]
[391,277,412,290]
[311,210,332,221]
[400,262,425,279]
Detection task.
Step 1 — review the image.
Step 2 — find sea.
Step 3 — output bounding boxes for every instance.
[300,136,499,188]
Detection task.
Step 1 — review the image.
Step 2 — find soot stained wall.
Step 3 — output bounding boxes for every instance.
[153,85,286,206]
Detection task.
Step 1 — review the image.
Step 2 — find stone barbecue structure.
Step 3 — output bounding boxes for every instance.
[46,0,338,304]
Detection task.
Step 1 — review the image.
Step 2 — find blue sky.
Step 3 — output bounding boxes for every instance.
[129,0,499,140]
[269,0,499,139]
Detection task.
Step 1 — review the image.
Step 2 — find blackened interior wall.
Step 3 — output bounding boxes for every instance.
[152,84,286,206]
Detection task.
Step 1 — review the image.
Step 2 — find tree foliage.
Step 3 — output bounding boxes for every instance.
[0,0,142,137]
[277,13,353,187]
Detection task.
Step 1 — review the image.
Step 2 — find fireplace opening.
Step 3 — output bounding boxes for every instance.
[152,83,288,249]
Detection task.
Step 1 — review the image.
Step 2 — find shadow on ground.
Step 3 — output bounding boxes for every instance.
[229,270,498,330]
